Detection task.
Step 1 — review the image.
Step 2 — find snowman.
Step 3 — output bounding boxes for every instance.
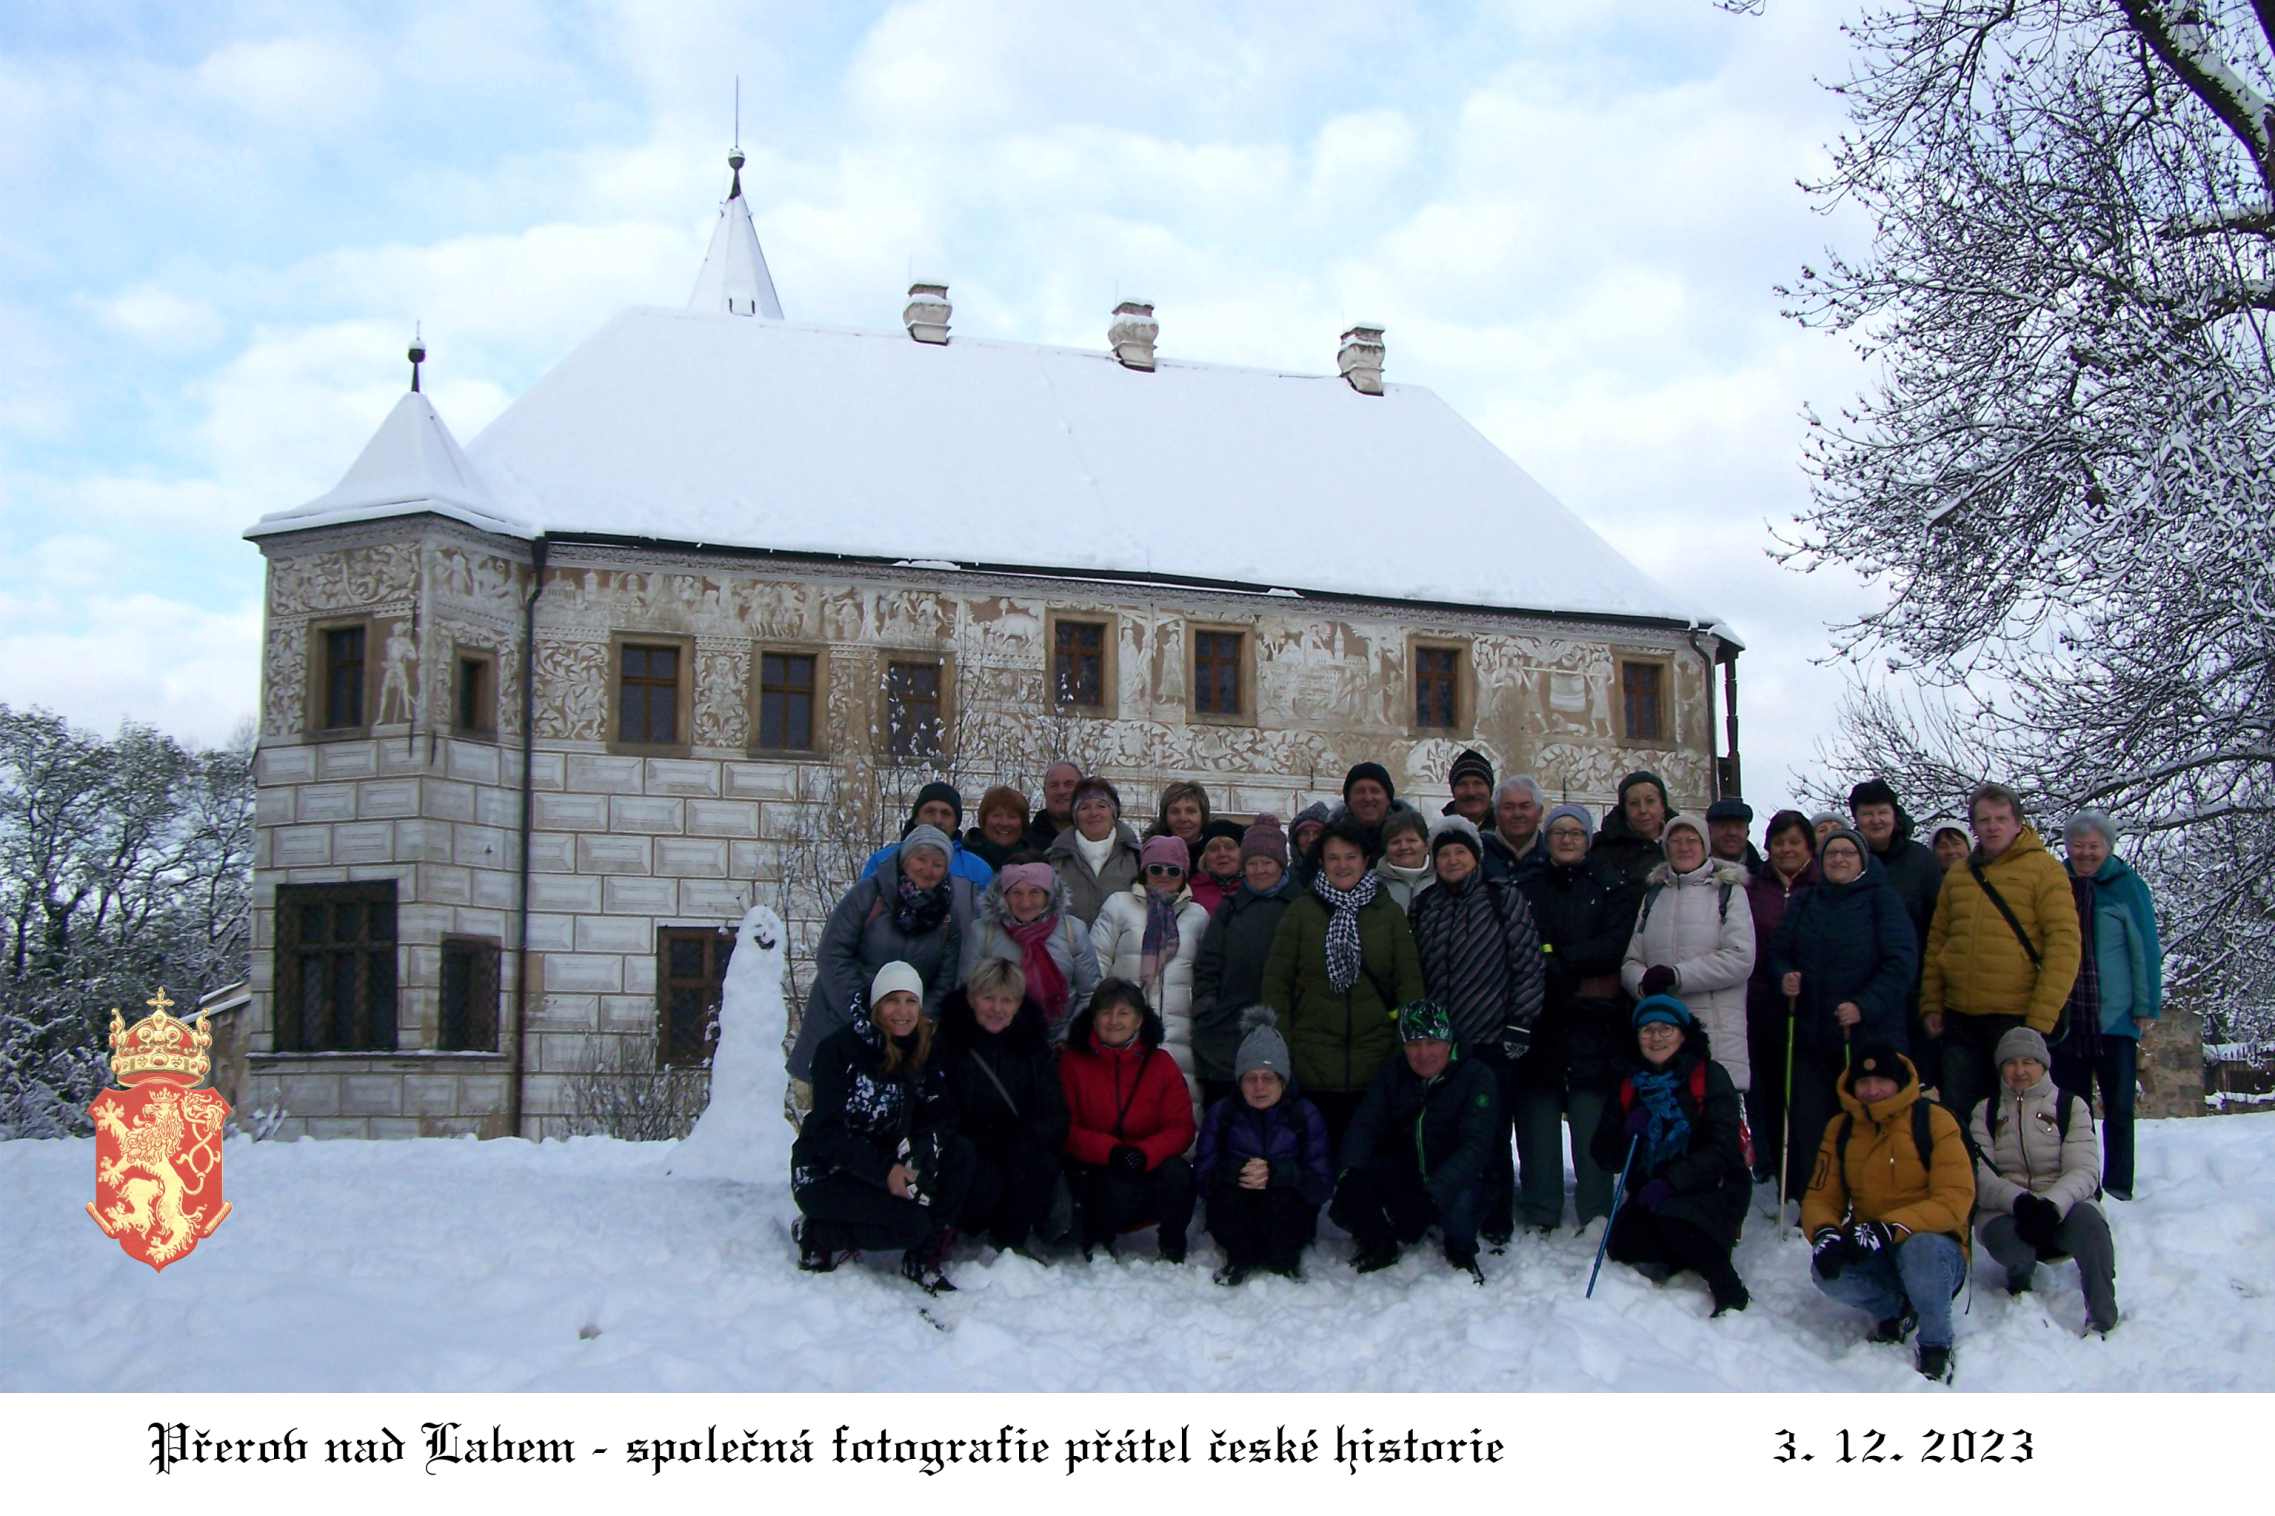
[669,904,794,1182]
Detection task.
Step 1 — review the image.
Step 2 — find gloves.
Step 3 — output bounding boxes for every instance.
[894,1137,933,1207]
[2013,1192,2062,1249]
[1499,1025,1532,1061]
[1110,1145,1148,1176]
[1639,964,1679,998]
[1622,1107,1653,1142]
[1849,1220,1896,1256]
[1811,1226,1852,1280]
[1636,1179,1673,1213]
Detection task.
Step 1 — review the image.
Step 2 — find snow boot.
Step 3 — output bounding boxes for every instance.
[1159,1231,1187,1266]
[2005,1269,2033,1297]
[1633,1260,1679,1285]
[1916,1342,1955,1384]
[793,1218,842,1273]
[1213,1260,1255,1287]
[1446,1244,1485,1285]
[1869,1306,1919,1345]
[1708,1266,1750,1318]
[1351,1239,1401,1274]
[901,1227,957,1295]
[1482,1228,1513,1253]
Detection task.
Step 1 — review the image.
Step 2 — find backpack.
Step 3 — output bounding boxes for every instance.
[1619,1060,1755,1170]
[1636,878,1735,937]
[1834,1097,1940,1195]
[1967,858,2069,1046]
[1974,1085,2100,1201]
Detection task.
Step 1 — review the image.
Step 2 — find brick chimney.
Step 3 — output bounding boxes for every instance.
[1110,301,1158,371]
[1338,324,1385,395]
[903,282,951,345]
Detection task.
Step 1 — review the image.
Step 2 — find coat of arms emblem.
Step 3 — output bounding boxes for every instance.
[85,989,232,1271]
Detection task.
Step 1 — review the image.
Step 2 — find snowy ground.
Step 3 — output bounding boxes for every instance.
[6,1112,2271,1393]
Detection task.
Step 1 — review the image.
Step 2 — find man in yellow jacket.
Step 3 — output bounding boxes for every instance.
[1918,782,2080,1138]
[1803,1042,1976,1383]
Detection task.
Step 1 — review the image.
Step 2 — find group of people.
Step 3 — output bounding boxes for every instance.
[783,750,2163,1383]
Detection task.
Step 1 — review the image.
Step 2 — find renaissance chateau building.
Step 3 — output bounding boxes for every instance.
[238,149,1745,1138]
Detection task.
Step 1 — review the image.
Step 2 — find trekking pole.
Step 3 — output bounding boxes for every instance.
[1778,995,1798,1227]
[1587,1135,1640,1299]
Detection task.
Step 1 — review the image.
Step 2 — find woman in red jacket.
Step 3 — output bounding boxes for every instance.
[1060,978,1198,1262]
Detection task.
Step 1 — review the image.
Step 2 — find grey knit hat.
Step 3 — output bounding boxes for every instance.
[900,823,954,862]
[1542,802,1593,836]
[1234,1006,1291,1083]
[1995,1026,2051,1069]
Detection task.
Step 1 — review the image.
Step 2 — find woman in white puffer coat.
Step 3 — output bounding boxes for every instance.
[1620,812,1758,1093]
[1090,834,1211,1117]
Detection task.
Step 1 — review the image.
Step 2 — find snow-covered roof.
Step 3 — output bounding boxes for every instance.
[246,389,523,541]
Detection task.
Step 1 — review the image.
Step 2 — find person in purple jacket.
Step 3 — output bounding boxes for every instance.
[1193,1007,1334,1285]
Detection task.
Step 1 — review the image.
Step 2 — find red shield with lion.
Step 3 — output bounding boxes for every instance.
[86,990,233,1271]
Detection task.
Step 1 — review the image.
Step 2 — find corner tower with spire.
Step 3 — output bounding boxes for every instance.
[687,144,784,320]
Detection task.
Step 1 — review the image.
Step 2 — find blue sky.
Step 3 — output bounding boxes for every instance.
[0,0,1888,820]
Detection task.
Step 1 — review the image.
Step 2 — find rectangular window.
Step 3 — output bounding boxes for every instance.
[322,626,366,729]
[455,654,492,735]
[1416,646,1460,729]
[1621,659,1667,744]
[1193,630,1243,717]
[438,938,500,1052]
[273,882,397,1052]
[1052,618,1107,709]
[759,652,817,751]
[618,643,680,746]
[886,660,943,758]
[656,927,733,1069]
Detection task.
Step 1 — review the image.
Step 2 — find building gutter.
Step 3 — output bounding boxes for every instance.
[508,535,550,1138]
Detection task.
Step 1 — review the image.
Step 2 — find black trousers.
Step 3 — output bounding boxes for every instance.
[1330,1154,1481,1254]
[1783,1045,1849,1204]
[1199,1077,1238,1114]
[795,1135,975,1252]
[1205,1180,1319,1270]
[1472,1046,1521,1238]
[1068,1155,1197,1251]
[1307,1088,1367,1167]
[1607,1204,1741,1291]
[959,1139,1060,1251]
[1941,1012,2025,1131]
[1745,997,1790,1179]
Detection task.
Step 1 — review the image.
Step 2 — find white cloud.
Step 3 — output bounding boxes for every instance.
[83,285,225,351]
[193,37,381,127]
[0,590,260,748]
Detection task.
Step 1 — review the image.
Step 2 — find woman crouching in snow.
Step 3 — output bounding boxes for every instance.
[936,958,1068,1257]
[1591,995,1752,1317]
[791,961,974,1293]
[1193,1008,1333,1284]
[1059,978,1198,1262]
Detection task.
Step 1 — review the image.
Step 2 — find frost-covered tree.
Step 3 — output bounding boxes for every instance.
[1779,2,2275,1045]
[0,706,254,1137]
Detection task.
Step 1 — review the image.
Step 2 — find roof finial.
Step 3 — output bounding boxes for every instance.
[727,77,744,201]
[408,322,425,394]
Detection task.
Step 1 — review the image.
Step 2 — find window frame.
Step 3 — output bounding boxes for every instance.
[272,880,399,1053]
[1615,653,1673,747]
[882,655,952,760]
[1044,609,1118,717]
[306,615,377,737]
[437,935,501,1052]
[655,925,734,1070]
[750,644,830,757]
[606,632,696,758]
[1186,621,1257,726]
[1408,634,1474,735]
[452,644,498,738]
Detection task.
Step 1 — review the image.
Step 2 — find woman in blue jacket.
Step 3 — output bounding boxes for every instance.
[2062,810,2162,1199]
[1769,826,1919,1205]
[1192,1008,1333,1284]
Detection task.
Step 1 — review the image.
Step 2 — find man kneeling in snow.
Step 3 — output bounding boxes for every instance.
[1329,1000,1501,1282]
[1194,1007,1333,1284]
[1802,1041,1975,1383]
[1969,1027,2120,1335]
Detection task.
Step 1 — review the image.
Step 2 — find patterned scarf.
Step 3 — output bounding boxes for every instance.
[1139,890,1183,991]
[1312,869,1380,993]
[1004,913,1071,1028]
[1630,1065,1692,1173]
[892,875,951,937]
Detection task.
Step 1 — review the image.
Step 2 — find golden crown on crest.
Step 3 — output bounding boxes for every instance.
[106,989,213,1088]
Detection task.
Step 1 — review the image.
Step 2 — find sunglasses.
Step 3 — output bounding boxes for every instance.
[1145,864,1185,877]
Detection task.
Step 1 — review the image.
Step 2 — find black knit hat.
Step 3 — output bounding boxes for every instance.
[909,781,963,829]
[1343,761,1396,801]
[1704,797,1753,824]
[1199,818,1246,849]
[1448,748,1494,790]
[1848,778,1900,812]
[1617,770,1669,811]
[1849,1041,1908,1087]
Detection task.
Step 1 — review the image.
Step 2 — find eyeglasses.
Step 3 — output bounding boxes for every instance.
[1145,864,1184,877]
[1547,827,1588,840]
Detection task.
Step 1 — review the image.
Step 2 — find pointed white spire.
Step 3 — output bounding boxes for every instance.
[688,146,784,320]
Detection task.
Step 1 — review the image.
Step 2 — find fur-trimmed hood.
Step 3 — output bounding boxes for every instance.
[976,869,1078,929]
[1644,856,1753,891]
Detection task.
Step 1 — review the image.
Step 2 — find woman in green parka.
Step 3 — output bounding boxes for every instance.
[2059,809,2162,1200]
[1261,818,1425,1160]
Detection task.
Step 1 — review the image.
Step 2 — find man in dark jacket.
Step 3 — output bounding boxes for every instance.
[1706,797,1765,877]
[1480,774,1550,886]
[1329,1000,1503,1281]
[1024,761,1083,852]
[1442,748,1496,829]
[1849,778,1944,1074]
[1191,815,1297,1108]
